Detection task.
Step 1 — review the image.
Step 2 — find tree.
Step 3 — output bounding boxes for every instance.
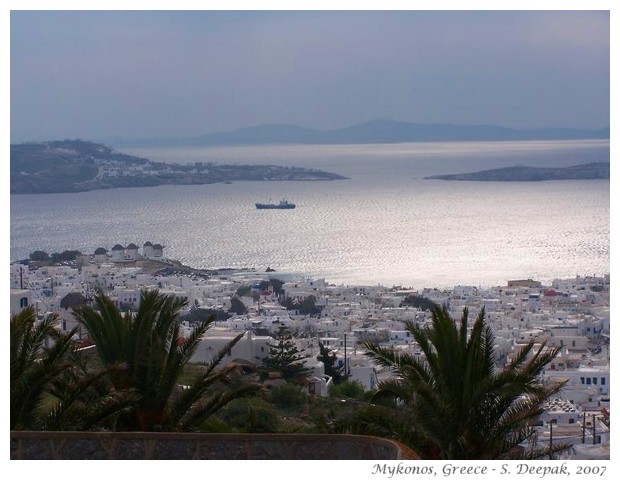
[329,379,366,400]
[29,250,50,262]
[317,341,345,383]
[50,250,82,263]
[261,326,310,381]
[217,397,281,433]
[280,296,296,311]
[299,295,320,315]
[280,295,320,315]
[356,306,566,459]
[180,307,229,324]
[236,285,251,297]
[11,307,133,431]
[399,294,438,311]
[11,308,77,430]
[72,289,261,431]
[268,278,286,296]
[228,295,248,315]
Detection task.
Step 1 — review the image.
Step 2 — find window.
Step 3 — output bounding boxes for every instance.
[19,297,28,308]
[601,377,606,385]
[593,377,598,385]
[581,377,585,385]
[586,378,592,385]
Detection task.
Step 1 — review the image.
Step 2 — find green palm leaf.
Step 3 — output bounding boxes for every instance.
[72,289,261,431]
[362,305,567,459]
[11,306,132,431]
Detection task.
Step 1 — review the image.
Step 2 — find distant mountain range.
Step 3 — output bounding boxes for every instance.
[110,119,610,148]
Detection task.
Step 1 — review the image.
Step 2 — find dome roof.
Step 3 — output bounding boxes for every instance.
[94,247,107,254]
[143,241,153,247]
[126,243,139,250]
[111,244,125,251]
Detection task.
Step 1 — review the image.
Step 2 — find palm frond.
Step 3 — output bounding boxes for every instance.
[10,307,79,430]
[69,289,261,432]
[363,305,563,459]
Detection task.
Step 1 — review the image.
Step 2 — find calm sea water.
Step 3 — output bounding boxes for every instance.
[10,140,610,289]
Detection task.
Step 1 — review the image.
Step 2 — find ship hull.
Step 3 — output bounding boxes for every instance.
[255,203,295,209]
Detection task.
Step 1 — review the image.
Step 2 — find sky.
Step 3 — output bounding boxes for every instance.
[6,5,613,144]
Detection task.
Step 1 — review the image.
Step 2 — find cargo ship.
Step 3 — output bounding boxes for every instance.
[255,199,296,209]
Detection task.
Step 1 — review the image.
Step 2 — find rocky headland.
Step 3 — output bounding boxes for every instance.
[10,139,348,194]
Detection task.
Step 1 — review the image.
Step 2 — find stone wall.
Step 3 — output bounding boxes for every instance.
[10,431,420,460]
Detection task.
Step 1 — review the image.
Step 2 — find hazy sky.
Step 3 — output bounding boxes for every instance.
[9,8,611,143]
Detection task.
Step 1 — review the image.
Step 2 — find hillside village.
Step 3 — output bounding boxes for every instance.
[9,242,610,459]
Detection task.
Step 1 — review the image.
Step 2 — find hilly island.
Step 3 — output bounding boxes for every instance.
[10,140,348,194]
[426,162,610,182]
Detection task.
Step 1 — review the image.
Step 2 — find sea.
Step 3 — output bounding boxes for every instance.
[9,139,610,290]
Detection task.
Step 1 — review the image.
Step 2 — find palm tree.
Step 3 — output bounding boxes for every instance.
[11,307,133,431]
[11,307,76,430]
[358,305,567,459]
[72,289,261,431]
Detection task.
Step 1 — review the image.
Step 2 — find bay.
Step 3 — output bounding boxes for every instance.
[9,140,610,289]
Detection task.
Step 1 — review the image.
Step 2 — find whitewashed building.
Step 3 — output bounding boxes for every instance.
[110,244,125,262]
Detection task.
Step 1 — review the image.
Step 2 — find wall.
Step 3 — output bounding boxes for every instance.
[10,432,420,460]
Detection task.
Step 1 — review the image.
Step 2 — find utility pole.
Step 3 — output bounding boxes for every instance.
[582,411,587,444]
[344,333,348,379]
[549,419,556,460]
